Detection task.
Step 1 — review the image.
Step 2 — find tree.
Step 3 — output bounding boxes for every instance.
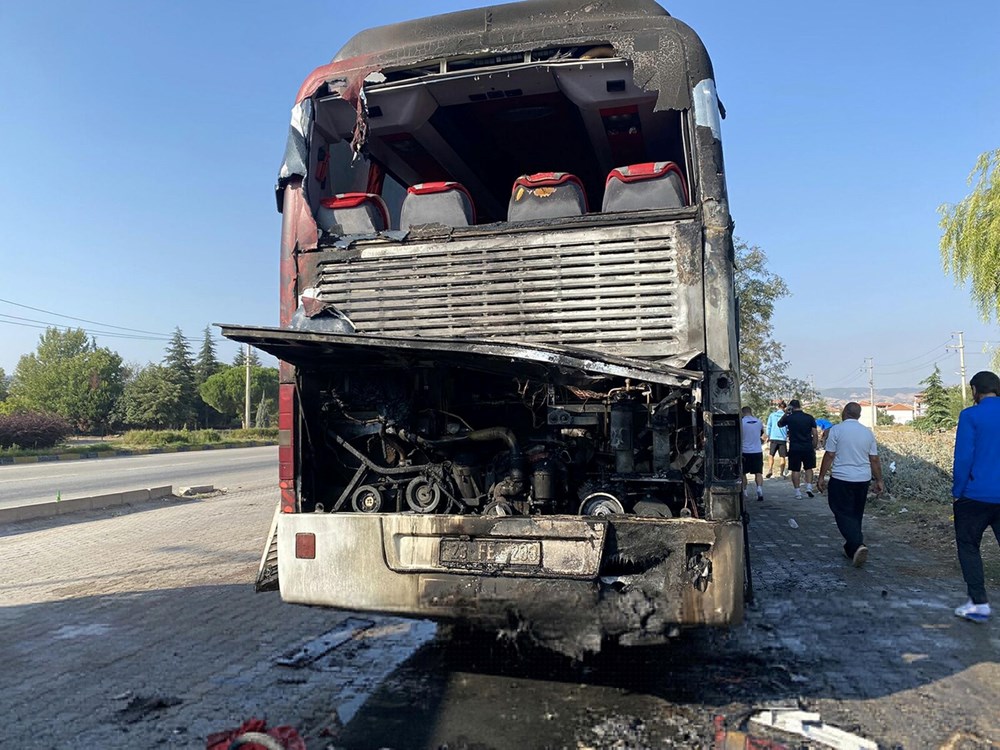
[876,408,896,427]
[194,326,225,428]
[939,150,1000,337]
[914,365,956,431]
[200,365,278,427]
[945,384,967,421]
[940,149,1000,371]
[735,239,808,415]
[111,365,183,429]
[162,327,198,428]
[233,346,262,368]
[194,326,223,385]
[0,367,8,402]
[9,328,125,433]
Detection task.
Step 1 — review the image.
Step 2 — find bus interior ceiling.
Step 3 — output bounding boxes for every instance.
[310,53,690,224]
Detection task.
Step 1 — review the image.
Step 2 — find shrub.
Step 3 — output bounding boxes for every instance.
[0,411,73,450]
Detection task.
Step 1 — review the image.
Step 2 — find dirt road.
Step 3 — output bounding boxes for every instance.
[1,477,997,748]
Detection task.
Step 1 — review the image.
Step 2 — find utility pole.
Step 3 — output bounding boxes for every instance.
[948,331,968,406]
[867,357,876,429]
[244,343,252,429]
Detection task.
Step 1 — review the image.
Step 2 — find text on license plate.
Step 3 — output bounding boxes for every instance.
[439,538,542,567]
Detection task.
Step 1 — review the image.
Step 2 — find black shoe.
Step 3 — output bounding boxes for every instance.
[806,489,814,498]
[757,494,764,502]
[765,472,773,479]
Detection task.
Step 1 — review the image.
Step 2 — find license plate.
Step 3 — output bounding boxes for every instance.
[439,538,542,568]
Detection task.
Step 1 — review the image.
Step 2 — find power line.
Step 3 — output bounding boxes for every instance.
[0,296,190,339]
[877,355,947,377]
[820,362,866,388]
[875,341,951,368]
[0,313,175,342]
[0,315,211,344]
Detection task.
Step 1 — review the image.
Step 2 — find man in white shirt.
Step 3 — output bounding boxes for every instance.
[740,406,765,502]
[816,402,884,567]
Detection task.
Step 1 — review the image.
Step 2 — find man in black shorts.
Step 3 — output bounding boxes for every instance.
[740,406,765,501]
[778,399,819,499]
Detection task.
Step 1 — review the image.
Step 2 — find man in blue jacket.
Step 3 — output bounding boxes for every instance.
[952,370,1000,622]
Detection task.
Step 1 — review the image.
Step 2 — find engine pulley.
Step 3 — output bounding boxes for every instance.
[405,477,443,513]
[351,484,384,513]
[579,491,625,516]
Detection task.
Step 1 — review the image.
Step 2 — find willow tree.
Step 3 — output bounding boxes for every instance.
[939,150,1000,332]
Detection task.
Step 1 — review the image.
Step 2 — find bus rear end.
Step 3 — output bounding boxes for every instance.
[224,0,743,657]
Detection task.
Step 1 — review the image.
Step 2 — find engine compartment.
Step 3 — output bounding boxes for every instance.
[297,364,706,519]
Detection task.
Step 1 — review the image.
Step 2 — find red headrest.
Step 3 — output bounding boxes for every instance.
[319,192,389,228]
[605,162,688,204]
[513,172,585,191]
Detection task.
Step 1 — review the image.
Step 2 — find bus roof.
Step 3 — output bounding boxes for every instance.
[295,0,714,107]
[334,0,671,63]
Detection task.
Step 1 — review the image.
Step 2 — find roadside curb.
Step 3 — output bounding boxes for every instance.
[0,485,175,524]
[0,440,277,466]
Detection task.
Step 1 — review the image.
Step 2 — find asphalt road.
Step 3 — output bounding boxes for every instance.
[0,445,277,509]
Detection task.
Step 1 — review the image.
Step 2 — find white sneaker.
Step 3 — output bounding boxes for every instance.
[954,600,991,622]
[794,490,802,500]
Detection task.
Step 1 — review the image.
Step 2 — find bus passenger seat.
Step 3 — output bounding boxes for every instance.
[602,162,688,213]
[508,172,588,221]
[400,182,476,230]
[317,193,390,235]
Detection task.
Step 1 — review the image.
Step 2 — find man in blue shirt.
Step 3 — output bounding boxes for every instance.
[764,400,788,479]
[952,370,1000,622]
[815,417,833,449]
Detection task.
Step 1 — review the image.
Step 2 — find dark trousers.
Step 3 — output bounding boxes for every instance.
[954,497,1000,604]
[827,478,869,557]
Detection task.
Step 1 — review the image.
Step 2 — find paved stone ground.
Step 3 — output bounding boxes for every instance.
[1,475,998,748]
[0,485,430,748]
[734,474,1000,747]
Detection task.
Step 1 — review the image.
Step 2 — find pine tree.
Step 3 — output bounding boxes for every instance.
[232,345,262,368]
[194,326,223,385]
[915,365,956,431]
[194,327,224,428]
[162,327,198,428]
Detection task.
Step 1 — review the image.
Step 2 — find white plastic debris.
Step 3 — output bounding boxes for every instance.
[788,518,798,529]
[750,709,878,750]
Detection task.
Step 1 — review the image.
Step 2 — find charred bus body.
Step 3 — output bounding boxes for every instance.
[224,0,743,656]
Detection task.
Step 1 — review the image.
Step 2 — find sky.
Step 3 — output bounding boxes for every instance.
[1,1,998,392]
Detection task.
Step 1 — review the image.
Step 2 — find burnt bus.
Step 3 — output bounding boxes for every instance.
[223,0,743,656]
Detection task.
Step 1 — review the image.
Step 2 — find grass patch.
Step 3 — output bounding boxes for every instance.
[0,428,277,458]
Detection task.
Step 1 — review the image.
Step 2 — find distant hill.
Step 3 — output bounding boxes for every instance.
[819,387,920,403]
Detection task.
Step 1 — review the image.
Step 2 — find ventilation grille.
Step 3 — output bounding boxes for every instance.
[316,222,691,358]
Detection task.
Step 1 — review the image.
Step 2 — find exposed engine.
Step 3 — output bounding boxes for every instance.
[297,365,705,518]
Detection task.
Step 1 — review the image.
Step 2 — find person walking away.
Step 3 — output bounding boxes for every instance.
[740,406,765,502]
[778,399,818,499]
[951,370,1000,622]
[816,402,883,567]
[816,417,833,449]
[765,400,788,478]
